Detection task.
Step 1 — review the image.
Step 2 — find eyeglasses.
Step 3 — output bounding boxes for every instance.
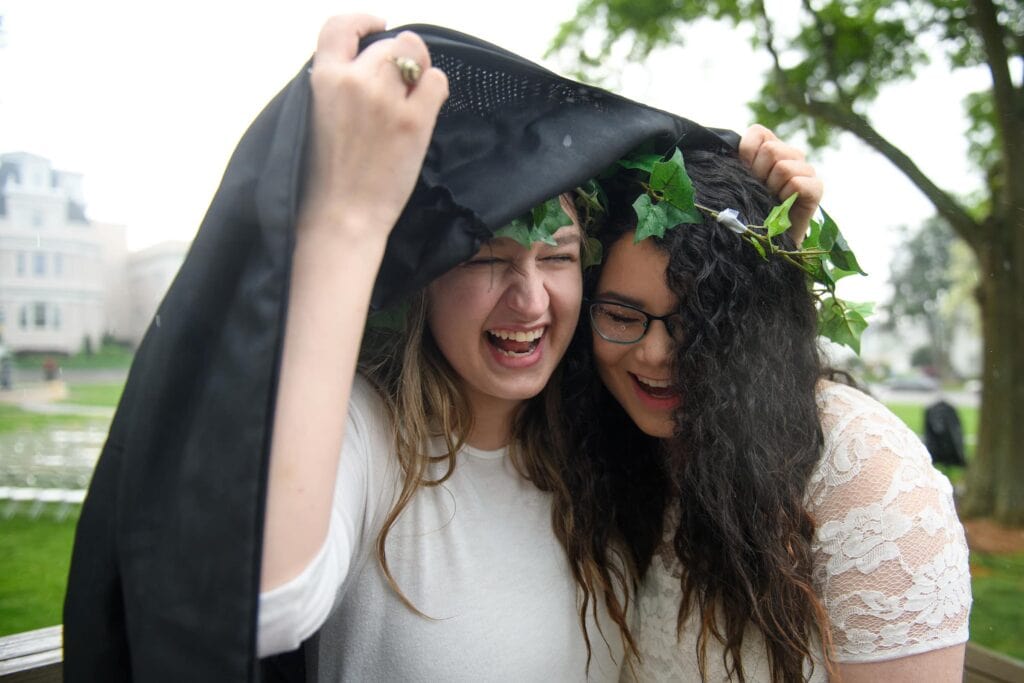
[587,299,686,345]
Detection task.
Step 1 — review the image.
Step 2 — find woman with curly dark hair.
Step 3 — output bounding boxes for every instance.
[566,150,971,682]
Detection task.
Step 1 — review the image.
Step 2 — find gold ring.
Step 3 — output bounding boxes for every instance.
[390,56,423,86]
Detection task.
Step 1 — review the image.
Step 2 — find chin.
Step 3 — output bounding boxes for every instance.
[637,416,674,439]
[615,402,674,439]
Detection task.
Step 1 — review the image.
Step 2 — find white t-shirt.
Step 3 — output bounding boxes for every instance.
[259,376,624,681]
[626,381,972,681]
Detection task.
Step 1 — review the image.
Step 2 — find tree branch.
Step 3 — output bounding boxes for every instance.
[970,0,1024,205]
[797,97,984,248]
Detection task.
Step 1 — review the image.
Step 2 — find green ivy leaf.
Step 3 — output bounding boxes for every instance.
[494,197,573,248]
[765,192,798,238]
[818,297,872,353]
[804,217,822,250]
[829,228,867,275]
[632,194,663,241]
[632,194,700,242]
[494,217,534,248]
[806,258,833,288]
[826,263,861,283]
[576,179,607,218]
[817,209,839,252]
[531,197,573,244]
[617,153,663,173]
[649,149,700,223]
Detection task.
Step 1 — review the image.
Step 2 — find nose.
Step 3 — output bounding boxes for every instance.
[504,262,549,319]
[636,320,674,368]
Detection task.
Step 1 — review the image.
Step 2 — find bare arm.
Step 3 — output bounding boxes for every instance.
[260,15,448,592]
[836,643,966,683]
[738,124,823,244]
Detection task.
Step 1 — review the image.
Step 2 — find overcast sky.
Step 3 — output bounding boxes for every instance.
[0,0,990,306]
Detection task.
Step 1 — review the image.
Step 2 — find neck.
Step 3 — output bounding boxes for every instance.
[465,395,521,451]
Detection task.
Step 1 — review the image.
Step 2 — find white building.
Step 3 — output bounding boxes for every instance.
[0,152,187,353]
[125,240,190,344]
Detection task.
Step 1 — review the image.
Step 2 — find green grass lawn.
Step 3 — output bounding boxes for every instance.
[62,382,124,408]
[885,402,979,454]
[0,514,77,636]
[970,552,1024,660]
[885,401,976,486]
[0,404,97,434]
[14,343,134,371]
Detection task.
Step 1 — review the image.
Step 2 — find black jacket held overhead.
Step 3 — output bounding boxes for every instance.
[62,25,736,682]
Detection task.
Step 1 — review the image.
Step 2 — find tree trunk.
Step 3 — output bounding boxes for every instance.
[961,215,1024,524]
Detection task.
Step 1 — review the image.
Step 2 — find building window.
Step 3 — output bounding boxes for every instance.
[52,305,62,330]
[19,306,28,329]
[33,302,46,328]
[54,252,63,275]
[16,252,25,276]
[32,210,44,227]
[33,252,46,276]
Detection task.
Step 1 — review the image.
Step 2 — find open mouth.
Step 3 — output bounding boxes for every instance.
[486,328,545,358]
[631,374,678,399]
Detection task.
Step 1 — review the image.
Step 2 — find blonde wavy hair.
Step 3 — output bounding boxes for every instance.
[356,227,637,667]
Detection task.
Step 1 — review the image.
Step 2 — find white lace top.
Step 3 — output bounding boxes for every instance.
[626,381,972,682]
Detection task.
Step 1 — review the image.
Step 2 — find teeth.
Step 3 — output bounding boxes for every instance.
[489,328,544,342]
[636,375,671,388]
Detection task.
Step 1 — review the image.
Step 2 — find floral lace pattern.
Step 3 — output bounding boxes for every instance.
[625,382,971,681]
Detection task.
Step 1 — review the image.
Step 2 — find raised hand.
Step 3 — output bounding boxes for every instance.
[300,15,449,245]
[738,124,823,244]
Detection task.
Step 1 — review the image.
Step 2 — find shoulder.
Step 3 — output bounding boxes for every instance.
[810,381,943,503]
[345,374,396,455]
[808,381,971,662]
[350,374,390,426]
[808,379,959,542]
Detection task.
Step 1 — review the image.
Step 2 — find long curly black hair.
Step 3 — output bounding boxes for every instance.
[562,149,834,682]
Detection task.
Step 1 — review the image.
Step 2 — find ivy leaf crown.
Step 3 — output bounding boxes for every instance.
[503,146,873,353]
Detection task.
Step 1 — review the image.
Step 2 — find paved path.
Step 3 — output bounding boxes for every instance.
[868,385,980,409]
[10,367,129,385]
[14,401,115,418]
[0,381,68,405]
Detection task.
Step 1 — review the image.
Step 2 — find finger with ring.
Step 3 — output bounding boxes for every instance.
[389,56,423,86]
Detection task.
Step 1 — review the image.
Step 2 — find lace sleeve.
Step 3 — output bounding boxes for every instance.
[807,383,972,663]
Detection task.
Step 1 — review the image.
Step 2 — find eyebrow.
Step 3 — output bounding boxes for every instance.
[552,232,582,247]
[592,290,648,309]
[488,231,582,250]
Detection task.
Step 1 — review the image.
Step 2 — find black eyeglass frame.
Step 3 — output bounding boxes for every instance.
[585,298,686,345]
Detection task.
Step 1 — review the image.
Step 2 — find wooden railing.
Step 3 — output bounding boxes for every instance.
[0,626,61,682]
[964,643,1024,683]
[1,626,1021,681]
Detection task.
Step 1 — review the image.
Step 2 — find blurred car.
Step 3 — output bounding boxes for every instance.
[885,374,941,392]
